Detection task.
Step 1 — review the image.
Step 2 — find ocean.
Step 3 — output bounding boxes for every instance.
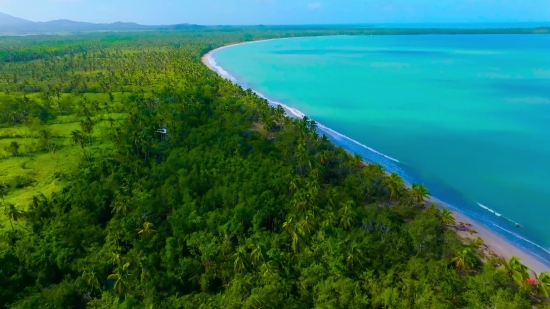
[209,34,550,266]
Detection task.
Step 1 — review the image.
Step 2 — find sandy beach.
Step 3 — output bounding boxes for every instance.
[202,43,550,275]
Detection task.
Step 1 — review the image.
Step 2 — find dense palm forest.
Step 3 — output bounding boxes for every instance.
[1,28,550,308]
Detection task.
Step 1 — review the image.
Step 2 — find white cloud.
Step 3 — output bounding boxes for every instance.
[307,2,322,10]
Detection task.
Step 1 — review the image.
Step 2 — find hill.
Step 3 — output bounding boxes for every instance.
[0,12,204,33]
[0,12,33,26]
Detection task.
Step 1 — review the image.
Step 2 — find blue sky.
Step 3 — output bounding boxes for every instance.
[0,0,548,25]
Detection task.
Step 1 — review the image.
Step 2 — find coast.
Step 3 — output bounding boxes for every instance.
[202,42,550,275]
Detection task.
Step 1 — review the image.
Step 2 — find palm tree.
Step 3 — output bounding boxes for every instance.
[39,129,51,151]
[534,272,550,298]
[8,141,20,157]
[452,248,476,271]
[346,243,364,270]
[283,217,301,253]
[319,150,330,165]
[410,184,430,204]
[275,105,285,123]
[82,269,101,290]
[503,256,530,286]
[339,200,355,230]
[0,183,8,204]
[441,208,455,226]
[111,197,129,215]
[298,212,317,238]
[4,204,23,230]
[233,247,249,273]
[71,130,85,148]
[107,262,131,295]
[383,173,404,202]
[352,154,363,167]
[250,244,265,267]
[136,222,156,236]
[365,163,385,178]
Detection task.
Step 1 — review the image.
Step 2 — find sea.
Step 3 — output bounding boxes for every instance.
[209,34,550,267]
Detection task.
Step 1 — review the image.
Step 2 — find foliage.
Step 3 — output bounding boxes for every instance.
[0,28,549,309]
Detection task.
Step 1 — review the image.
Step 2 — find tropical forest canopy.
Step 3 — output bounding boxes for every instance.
[1,28,549,308]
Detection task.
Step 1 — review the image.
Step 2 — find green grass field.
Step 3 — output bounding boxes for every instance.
[0,110,125,229]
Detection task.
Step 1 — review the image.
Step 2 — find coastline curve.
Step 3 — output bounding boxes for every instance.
[201,37,550,274]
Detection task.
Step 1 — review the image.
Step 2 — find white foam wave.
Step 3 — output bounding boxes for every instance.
[207,53,400,164]
[493,224,550,257]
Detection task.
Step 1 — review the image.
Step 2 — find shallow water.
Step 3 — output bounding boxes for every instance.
[211,34,550,266]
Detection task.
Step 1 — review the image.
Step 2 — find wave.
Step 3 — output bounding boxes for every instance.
[207,52,401,165]
[492,224,550,261]
[478,202,522,227]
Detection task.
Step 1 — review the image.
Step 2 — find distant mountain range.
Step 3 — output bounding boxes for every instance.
[0,12,204,34]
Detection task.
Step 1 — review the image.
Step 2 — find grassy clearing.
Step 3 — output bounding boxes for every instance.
[0,112,124,229]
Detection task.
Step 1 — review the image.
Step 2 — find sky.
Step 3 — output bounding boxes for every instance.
[0,0,549,25]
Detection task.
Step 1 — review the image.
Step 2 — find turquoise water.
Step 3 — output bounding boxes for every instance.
[210,35,550,265]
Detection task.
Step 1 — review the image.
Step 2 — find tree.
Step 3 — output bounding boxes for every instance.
[283,217,301,253]
[0,183,8,204]
[346,243,364,270]
[136,222,156,236]
[111,196,129,215]
[503,256,530,286]
[410,183,429,204]
[82,270,101,290]
[3,204,23,230]
[441,208,455,226]
[339,200,355,230]
[383,173,404,202]
[534,272,550,298]
[6,141,20,156]
[233,247,249,273]
[452,248,476,271]
[107,262,131,296]
[71,130,85,148]
[39,129,51,151]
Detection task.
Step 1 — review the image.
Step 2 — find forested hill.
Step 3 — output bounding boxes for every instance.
[1,30,549,308]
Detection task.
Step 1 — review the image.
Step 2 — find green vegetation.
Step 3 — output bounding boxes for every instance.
[1,29,549,308]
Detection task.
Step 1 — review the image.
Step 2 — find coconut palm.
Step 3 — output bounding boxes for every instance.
[233,247,249,273]
[452,248,476,271]
[71,130,85,148]
[503,256,530,286]
[4,204,23,230]
[339,200,355,230]
[0,183,8,204]
[82,269,101,290]
[365,163,385,178]
[107,262,131,295]
[410,183,430,204]
[441,208,455,226]
[383,173,404,202]
[534,272,550,298]
[352,154,363,167]
[283,217,301,252]
[250,244,265,267]
[111,196,130,215]
[39,129,51,151]
[346,243,364,270]
[298,211,317,238]
[8,141,20,156]
[136,222,156,236]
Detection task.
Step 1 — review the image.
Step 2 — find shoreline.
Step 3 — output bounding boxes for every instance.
[201,41,550,275]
